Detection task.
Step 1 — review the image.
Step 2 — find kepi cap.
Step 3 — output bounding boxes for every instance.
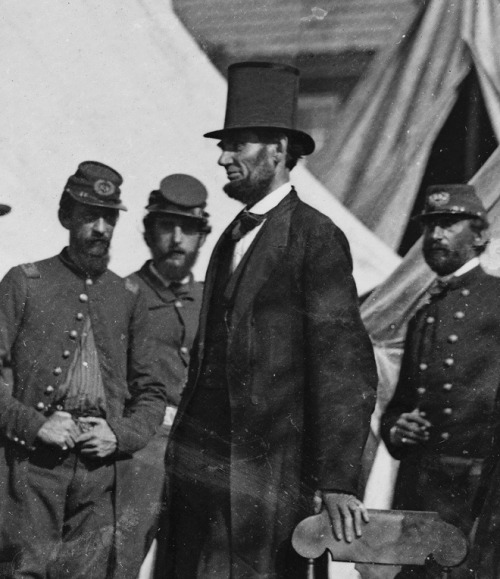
[146,174,209,223]
[416,184,487,223]
[0,204,11,216]
[63,161,127,211]
[204,61,315,156]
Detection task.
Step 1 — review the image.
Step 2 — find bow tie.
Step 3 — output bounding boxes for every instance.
[230,211,266,241]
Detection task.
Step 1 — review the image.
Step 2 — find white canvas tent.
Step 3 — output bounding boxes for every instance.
[0,0,399,296]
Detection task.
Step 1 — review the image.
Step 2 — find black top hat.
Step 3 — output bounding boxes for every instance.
[416,184,487,223]
[204,61,315,156]
[146,174,209,224]
[63,161,127,211]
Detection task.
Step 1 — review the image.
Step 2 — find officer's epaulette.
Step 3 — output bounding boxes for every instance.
[20,263,41,279]
[124,277,139,294]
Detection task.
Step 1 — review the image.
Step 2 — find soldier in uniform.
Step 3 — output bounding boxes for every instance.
[381,184,500,578]
[119,174,211,577]
[0,161,166,578]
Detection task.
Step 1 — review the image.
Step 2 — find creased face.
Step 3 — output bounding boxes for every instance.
[217,130,277,206]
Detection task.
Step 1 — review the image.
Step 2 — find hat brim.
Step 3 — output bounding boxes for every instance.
[413,210,487,222]
[204,126,315,156]
[67,191,127,211]
[0,204,11,216]
[146,206,207,221]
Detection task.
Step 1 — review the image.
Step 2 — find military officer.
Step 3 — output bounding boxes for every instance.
[119,174,211,577]
[0,161,166,578]
[381,184,500,578]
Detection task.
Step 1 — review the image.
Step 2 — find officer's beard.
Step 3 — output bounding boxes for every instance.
[69,238,111,277]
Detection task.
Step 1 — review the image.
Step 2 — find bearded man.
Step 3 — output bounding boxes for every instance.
[157,61,377,579]
[381,184,500,578]
[118,174,211,578]
[0,161,166,578]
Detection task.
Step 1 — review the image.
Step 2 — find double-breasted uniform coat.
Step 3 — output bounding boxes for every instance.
[381,265,500,535]
[162,190,378,578]
[117,262,204,578]
[0,251,166,574]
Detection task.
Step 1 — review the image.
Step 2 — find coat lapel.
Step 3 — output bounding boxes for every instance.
[228,190,298,333]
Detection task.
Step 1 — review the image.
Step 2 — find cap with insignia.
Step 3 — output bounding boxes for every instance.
[146,174,209,223]
[416,184,487,223]
[63,161,127,211]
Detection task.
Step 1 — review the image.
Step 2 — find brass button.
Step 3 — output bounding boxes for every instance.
[13,436,19,442]
[417,387,426,395]
[454,311,465,320]
[180,346,189,355]
[79,293,89,303]
[419,363,428,371]
[69,330,78,339]
[85,278,93,286]
[441,432,450,440]
[443,383,453,391]
[443,407,453,416]
[426,316,435,324]
[45,385,54,394]
[56,404,63,411]
[53,367,62,376]
[174,300,183,308]
[63,350,71,358]
[461,289,470,297]
[76,312,84,321]
[36,402,45,410]
[20,440,26,446]
[444,357,454,367]
[447,334,458,344]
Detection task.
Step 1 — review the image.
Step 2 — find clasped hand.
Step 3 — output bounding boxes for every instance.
[36,412,117,457]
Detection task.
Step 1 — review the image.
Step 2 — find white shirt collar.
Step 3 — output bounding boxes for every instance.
[248,182,292,215]
[450,257,480,278]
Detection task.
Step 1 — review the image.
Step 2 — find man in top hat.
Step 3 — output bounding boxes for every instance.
[0,161,166,578]
[117,174,211,577]
[381,184,500,577]
[159,62,378,578]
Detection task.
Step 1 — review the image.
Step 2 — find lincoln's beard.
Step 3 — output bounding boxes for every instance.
[223,150,276,206]
[69,238,111,277]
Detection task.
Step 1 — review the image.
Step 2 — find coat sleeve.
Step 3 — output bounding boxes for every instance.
[302,221,377,495]
[0,268,47,448]
[380,316,420,460]
[107,288,167,455]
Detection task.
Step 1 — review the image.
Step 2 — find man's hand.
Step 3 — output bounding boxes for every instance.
[36,411,79,450]
[75,417,117,458]
[390,408,431,447]
[317,491,369,543]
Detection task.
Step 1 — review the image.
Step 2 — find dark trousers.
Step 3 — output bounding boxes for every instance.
[393,454,482,579]
[9,448,115,579]
[167,387,232,578]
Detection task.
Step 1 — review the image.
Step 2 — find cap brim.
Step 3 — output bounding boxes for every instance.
[146,206,206,220]
[204,126,315,156]
[67,191,127,211]
[0,204,11,216]
[413,210,487,222]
